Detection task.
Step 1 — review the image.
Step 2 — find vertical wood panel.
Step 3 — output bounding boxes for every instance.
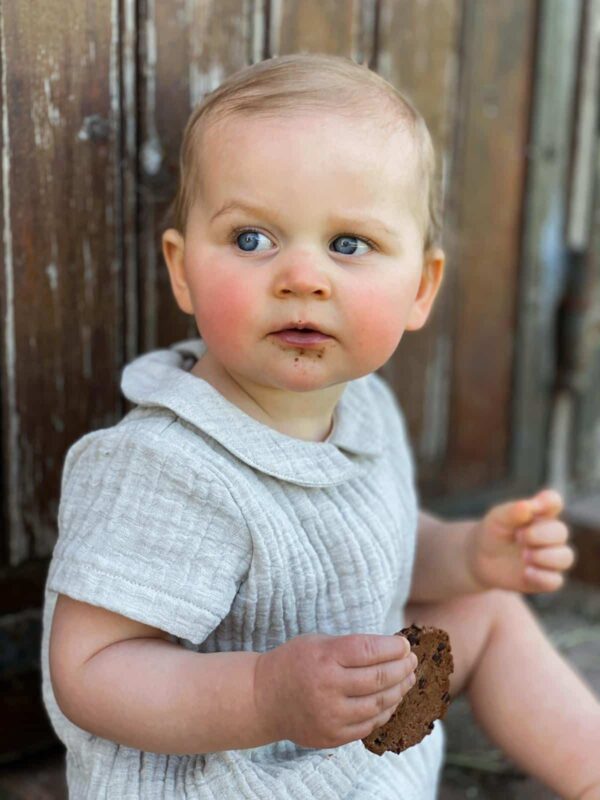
[513,0,582,493]
[442,0,536,496]
[375,0,460,481]
[269,0,375,60]
[138,0,264,354]
[0,1,122,565]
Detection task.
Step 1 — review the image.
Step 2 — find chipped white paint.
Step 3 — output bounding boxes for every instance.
[45,262,59,292]
[141,1,163,177]
[43,76,62,127]
[187,0,225,108]
[109,0,120,150]
[1,8,26,565]
[141,137,162,176]
[189,60,224,108]
[32,52,63,150]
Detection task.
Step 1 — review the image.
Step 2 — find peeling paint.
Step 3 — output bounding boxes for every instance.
[45,261,59,292]
[189,60,224,108]
[43,76,62,127]
[141,136,162,176]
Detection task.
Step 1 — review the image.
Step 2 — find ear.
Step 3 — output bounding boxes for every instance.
[405,247,445,331]
[162,228,195,315]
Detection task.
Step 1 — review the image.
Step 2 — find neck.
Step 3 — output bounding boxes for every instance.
[191,353,345,442]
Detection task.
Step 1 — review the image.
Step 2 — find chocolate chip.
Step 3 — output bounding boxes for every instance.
[427,722,434,731]
[442,692,450,702]
[432,652,442,664]
[418,677,427,689]
[437,641,447,651]
[406,632,421,646]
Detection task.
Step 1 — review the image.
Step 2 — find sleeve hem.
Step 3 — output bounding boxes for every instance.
[48,555,223,644]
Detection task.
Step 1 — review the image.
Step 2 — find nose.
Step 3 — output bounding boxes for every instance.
[271,249,332,299]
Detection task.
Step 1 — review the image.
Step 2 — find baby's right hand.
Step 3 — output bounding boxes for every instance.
[253,632,418,749]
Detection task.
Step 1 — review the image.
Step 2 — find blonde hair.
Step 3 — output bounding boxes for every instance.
[167,52,440,250]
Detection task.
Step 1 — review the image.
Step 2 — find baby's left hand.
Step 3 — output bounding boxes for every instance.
[467,489,576,593]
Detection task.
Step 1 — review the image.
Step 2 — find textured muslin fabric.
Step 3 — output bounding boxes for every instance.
[41,338,445,799]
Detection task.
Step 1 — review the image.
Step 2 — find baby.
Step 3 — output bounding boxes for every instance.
[42,53,600,799]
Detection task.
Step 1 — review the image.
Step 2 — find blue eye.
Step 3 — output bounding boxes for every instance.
[331,235,372,256]
[234,229,274,252]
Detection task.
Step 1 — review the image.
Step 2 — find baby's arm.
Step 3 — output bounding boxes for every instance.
[49,594,269,754]
[409,510,482,603]
[50,593,418,754]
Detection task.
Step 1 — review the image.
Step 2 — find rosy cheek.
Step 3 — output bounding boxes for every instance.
[194,274,253,354]
[346,283,406,357]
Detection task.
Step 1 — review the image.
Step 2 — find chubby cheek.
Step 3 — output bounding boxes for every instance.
[191,269,256,360]
[346,281,413,368]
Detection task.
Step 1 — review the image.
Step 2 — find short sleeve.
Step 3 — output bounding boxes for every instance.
[46,427,253,644]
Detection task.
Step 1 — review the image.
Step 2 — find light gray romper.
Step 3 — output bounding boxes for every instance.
[41,338,445,799]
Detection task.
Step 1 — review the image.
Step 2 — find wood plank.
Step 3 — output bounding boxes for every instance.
[0,1,123,565]
[375,0,460,483]
[513,0,583,492]
[138,0,263,354]
[567,0,600,494]
[440,0,537,496]
[269,0,371,59]
[571,143,600,491]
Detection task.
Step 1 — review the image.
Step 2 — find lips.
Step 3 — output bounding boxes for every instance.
[272,321,329,335]
[273,330,332,345]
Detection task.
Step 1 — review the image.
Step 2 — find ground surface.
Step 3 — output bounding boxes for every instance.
[1,578,598,799]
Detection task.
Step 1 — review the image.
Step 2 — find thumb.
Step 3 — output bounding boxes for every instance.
[487,489,563,531]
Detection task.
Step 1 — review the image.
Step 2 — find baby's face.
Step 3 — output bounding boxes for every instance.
[164,111,443,396]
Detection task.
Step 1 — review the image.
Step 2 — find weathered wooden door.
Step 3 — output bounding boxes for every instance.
[1,0,598,759]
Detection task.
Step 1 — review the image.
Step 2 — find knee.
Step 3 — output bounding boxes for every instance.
[466,587,528,617]
[465,588,534,638]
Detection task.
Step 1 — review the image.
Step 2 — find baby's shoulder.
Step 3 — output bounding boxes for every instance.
[62,406,236,496]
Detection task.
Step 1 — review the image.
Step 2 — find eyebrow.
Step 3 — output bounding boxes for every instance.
[209,199,398,238]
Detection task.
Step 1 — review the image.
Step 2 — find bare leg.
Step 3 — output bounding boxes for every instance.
[404,589,600,800]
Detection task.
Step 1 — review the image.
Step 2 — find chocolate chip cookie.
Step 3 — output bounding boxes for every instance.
[362,623,454,755]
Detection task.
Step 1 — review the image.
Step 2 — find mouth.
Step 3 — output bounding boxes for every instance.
[270,322,333,346]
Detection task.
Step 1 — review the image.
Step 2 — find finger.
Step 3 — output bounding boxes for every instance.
[517,520,569,547]
[523,565,565,592]
[343,652,418,697]
[496,488,565,530]
[523,545,575,571]
[345,672,416,724]
[343,699,404,743]
[531,488,564,517]
[335,633,410,668]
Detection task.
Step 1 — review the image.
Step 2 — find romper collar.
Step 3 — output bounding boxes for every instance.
[120,338,385,487]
